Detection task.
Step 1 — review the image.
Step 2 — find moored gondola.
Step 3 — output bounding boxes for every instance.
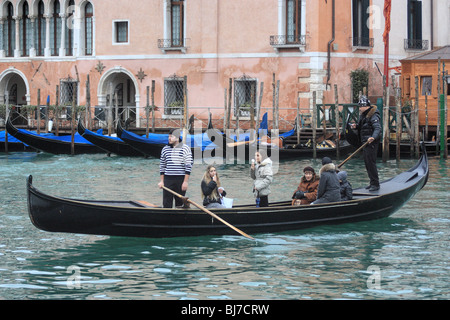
[210,124,354,160]
[116,120,220,159]
[78,121,145,157]
[6,117,104,155]
[26,144,428,239]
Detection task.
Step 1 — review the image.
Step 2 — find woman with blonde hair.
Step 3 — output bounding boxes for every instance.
[201,165,227,208]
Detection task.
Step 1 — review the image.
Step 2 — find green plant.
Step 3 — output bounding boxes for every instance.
[168,100,183,108]
[350,68,369,103]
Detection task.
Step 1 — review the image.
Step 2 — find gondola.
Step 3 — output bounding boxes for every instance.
[26,144,428,239]
[6,117,104,155]
[77,121,144,157]
[1,130,35,152]
[116,120,220,158]
[210,124,354,160]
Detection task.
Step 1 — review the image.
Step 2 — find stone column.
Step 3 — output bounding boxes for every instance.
[59,13,66,56]
[13,15,21,57]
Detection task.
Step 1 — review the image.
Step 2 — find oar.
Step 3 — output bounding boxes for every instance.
[226,137,257,148]
[337,140,370,169]
[162,186,255,240]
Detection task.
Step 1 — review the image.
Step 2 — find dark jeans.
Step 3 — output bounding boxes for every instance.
[363,141,379,187]
[163,176,186,208]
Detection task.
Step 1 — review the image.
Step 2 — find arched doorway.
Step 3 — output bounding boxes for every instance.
[97,67,140,128]
[0,67,30,125]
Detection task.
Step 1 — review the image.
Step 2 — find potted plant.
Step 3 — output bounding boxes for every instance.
[168,100,183,115]
[239,102,252,117]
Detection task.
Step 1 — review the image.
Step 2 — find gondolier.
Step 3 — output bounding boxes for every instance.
[351,96,381,191]
[158,128,193,208]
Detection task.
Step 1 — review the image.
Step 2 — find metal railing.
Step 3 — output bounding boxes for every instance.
[351,37,374,48]
[404,39,429,51]
[270,35,306,47]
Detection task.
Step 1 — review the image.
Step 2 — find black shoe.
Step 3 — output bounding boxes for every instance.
[365,185,371,190]
[368,185,380,192]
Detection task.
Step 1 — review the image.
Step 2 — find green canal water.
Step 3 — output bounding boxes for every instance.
[0,151,448,300]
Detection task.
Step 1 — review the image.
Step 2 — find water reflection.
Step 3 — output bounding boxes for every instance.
[0,152,448,299]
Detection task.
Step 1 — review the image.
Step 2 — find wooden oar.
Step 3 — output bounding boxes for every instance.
[162,186,255,240]
[337,140,370,169]
[226,137,257,148]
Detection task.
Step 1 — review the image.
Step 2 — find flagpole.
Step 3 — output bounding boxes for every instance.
[384,34,389,87]
[383,0,391,87]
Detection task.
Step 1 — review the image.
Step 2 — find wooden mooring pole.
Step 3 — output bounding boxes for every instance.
[151,80,155,133]
[414,77,420,158]
[395,86,402,162]
[334,84,340,159]
[312,91,317,159]
[444,67,448,159]
[37,89,41,135]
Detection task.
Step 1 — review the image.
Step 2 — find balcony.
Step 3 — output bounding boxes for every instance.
[404,39,429,51]
[270,35,306,53]
[157,38,188,54]
[351,37,374,52]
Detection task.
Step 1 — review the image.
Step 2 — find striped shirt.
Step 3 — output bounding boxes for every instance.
[159,143,193,176]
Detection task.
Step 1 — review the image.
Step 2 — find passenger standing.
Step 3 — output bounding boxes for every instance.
[311,157,341,204]
[250,149,273,207]
[352,96,381,191]
[158,128,193,208]
[292,166,320,205]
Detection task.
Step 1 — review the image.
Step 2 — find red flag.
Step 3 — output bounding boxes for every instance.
[383,0,391,45]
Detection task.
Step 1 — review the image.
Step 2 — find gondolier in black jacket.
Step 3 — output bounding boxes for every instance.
[158,129,193,208]
[352,96,381,191]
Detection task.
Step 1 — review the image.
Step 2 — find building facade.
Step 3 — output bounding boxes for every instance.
[1,0,449,129]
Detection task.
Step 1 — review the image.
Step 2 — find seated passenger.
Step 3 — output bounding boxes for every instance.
[201,165,227,208]
[311,157,341,204]
[337,171,353,201]
[292,166,320,205]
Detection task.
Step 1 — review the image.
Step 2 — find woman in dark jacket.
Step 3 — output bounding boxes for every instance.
[201,165,227,208]
[312,157,341,204]
[292,166,320,205]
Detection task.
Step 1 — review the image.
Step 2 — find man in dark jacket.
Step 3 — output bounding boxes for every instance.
[311,157,341,204]
[352,96,381,191]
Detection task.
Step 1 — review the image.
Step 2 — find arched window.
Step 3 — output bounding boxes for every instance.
[50,0,61,56]
[85,2,93,55]
[65,0,75,55]
[21,2,31,56]
[35,1,45,56]
[4,2,15,57]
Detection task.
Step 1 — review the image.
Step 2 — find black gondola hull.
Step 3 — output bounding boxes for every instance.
[26,147,428,238]
[6,118,104,155]
[78,121,144,157]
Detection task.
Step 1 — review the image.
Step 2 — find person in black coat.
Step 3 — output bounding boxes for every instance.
[352,96,381,191]
[311,157,341,204]
[337,170,353,201]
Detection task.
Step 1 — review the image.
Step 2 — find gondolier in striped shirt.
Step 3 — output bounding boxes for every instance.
[158,128,193,208]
